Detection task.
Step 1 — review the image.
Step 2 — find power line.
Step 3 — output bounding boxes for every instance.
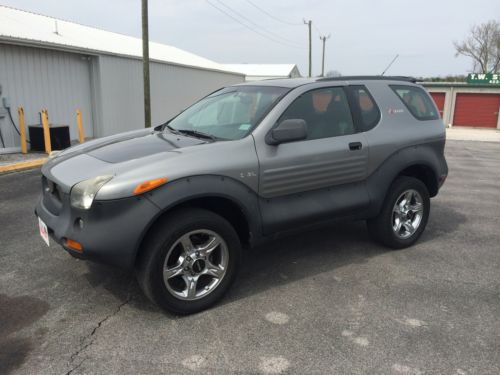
[205,0,304,49]
[243,0,302,26]
[212,0,302,47]
[313,23,322,36]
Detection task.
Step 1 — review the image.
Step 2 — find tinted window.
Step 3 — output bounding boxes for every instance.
[348,85,380,131]
[390,85,439,120]
[279,87,355,140]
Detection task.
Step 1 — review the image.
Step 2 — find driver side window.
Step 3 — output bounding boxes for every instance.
[279,87,355,140]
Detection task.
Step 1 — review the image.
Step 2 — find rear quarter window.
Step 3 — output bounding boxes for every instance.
[390,85,439,121]
[348,85,381,132]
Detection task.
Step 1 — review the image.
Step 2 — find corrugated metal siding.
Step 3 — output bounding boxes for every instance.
[453,93,500,128]
[0,43,94,149]
[96,55,143,138]
[97,55,244,137]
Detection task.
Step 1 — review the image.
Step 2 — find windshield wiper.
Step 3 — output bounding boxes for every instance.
[175,129,219,141]
[164,124,180,134]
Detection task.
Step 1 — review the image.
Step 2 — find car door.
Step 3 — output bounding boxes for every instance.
[254,85,370,234]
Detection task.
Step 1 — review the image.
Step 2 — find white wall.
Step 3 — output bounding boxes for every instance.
[96,55,244,137]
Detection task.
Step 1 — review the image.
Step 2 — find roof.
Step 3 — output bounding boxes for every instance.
[234,78,312,88]
[0,5,242,75]
[234,76,420,89]
[224,64,298,77]
[318,76,417,83]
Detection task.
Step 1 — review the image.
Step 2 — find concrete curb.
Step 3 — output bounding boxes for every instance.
[0,158,47,174]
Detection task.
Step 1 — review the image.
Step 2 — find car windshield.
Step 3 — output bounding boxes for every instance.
[166,85,289,140]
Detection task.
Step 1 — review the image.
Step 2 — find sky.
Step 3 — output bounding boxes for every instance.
[2,0,499,77]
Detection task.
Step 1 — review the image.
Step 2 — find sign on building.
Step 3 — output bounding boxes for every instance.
[467,73,500,85]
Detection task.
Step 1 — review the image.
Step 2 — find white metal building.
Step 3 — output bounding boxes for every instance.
[0,6,244,153]
[224,64,301,81]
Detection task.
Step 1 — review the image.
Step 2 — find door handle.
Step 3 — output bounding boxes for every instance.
[349,142,362,151]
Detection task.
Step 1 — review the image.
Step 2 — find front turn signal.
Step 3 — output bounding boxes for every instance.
[65,238,83,252]
[133,177,168,195]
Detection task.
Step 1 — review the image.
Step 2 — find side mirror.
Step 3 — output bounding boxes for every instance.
[266,119,307,145]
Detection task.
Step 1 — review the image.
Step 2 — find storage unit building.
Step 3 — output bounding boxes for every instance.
[0,6,244,153]
[424,82,500,129]
[429,92,446,118]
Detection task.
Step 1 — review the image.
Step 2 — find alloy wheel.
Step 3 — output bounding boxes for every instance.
[391,189,424,239]
[162,229,229,300]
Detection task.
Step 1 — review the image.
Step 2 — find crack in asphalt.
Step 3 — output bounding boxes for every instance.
[65,289,132,375]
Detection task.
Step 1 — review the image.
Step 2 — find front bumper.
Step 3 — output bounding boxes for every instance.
[35,183,160,270]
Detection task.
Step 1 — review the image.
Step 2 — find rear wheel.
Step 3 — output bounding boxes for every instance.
[136,208,241,314]
[367,176,430,249]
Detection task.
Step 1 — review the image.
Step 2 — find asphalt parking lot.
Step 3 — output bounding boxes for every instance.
[1,140,499,374]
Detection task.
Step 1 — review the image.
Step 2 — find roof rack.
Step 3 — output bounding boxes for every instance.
[317,76,417,83]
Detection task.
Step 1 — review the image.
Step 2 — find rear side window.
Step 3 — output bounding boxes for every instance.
[348,85,380,131]
[390,85,439,120]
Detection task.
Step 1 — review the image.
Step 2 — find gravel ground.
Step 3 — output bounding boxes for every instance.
[0,140,499,374]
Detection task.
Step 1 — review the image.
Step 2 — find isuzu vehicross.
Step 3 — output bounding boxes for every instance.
[36,76,448,314]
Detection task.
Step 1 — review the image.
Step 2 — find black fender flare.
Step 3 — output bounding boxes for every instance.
[366,140,446,216]
[132,175,262,263]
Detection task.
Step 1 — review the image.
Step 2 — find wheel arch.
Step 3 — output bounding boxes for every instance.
[366,141,445,217]
[132,175,261,269]
[397,163,438,197]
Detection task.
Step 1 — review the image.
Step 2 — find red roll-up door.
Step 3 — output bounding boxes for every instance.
[453,93,500,128]
[430,92,446,118]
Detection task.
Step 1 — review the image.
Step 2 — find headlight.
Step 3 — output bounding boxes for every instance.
[48,150,61,159]
[70,175,113,209]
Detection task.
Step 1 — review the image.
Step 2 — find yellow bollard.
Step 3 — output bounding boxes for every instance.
[76,109,85,143]
[18,107,28,154]
[41,109,52,154]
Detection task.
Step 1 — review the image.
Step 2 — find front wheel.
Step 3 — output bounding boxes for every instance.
[136,208,241,314]
[367,176,430,249]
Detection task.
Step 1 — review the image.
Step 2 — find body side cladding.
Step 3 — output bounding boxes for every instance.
[364,140,447,217]
[259,180,370,235]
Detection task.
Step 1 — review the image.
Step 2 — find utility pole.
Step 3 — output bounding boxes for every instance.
[304,19,312,77]
[142,0,151,128]
[319,34,331,77]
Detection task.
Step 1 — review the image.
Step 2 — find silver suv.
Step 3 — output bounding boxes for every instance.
[36,76,448,314]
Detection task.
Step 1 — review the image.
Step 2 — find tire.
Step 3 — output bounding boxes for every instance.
[367,176,430,249]
[136,208,241,315]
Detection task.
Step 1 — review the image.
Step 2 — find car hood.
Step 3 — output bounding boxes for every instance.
[55,129,206,163]
[42,129,207,190]
[42,129,259,200]
[88,131,206,163]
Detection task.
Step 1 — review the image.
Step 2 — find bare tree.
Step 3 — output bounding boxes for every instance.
[454,20,500,73]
